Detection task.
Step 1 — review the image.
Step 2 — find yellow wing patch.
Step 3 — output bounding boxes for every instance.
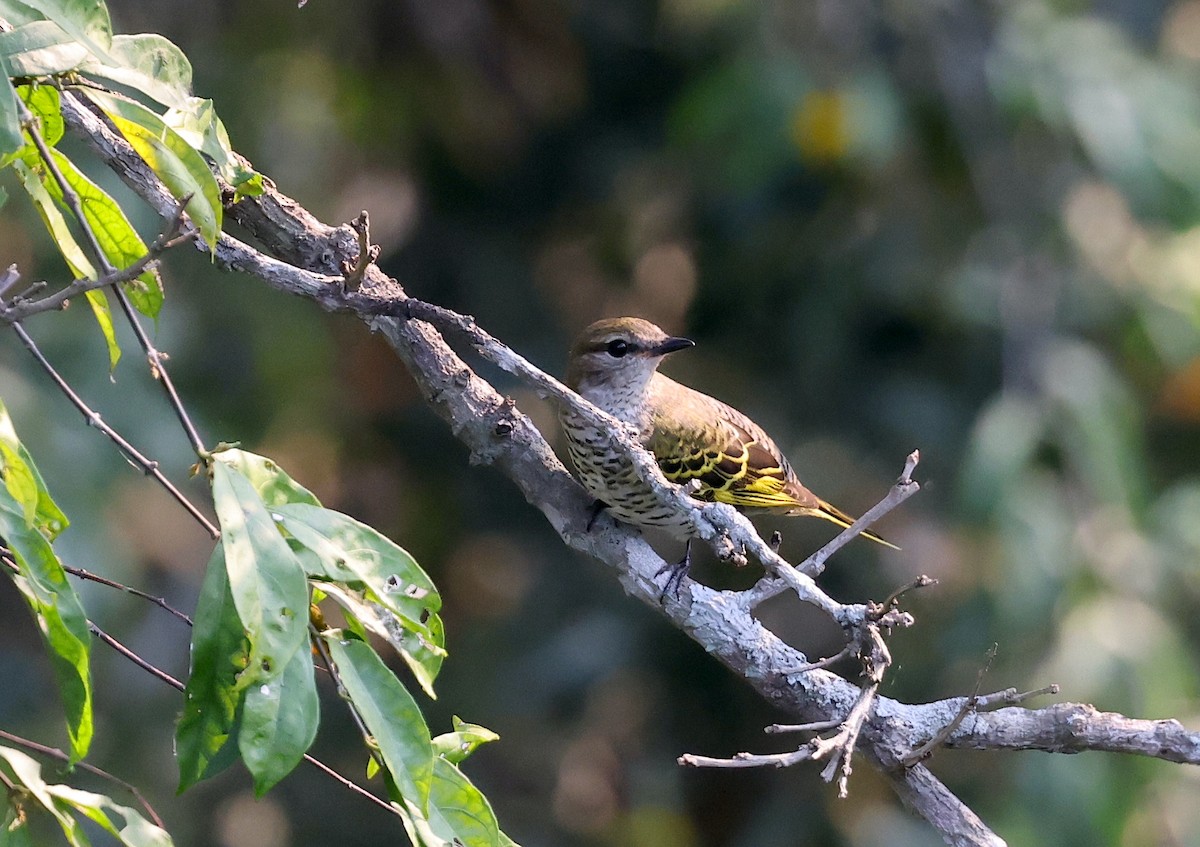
[656,440,810,511]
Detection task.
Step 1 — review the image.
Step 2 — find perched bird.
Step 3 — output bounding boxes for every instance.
[561,317,893,587]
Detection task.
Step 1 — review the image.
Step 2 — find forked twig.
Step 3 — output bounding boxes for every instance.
[739,453,923,610]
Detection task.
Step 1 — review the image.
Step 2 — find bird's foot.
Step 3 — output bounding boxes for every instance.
[655,539,693,602]
[769,530,783,553]
[585,500,608,532]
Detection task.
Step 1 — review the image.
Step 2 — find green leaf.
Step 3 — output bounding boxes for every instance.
[45,784,173,847]
[238,635,319,795]
[36,147,164,318]
[274,503,440,633]
[432,717,500,765]
[81,288,120,368]
[78,33,192,109]
[318,582,446,698]
[209,448,320,508]
[0,747,85,844]
[9,156,121,367]
[19,83,63,146]
[394,758,506,847]
[210,459,309,691]
[323,632,434,811]
[0,442,38,526]
[0,398,69,538]
[4,0,113,64]
[0,20,89,76]
[163,97,262,197]
[0,60,23,159]
[176,544,248,792]
[0,487,92,761]
[84,89,221,249]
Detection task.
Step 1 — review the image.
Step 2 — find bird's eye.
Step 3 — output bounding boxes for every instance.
[606,339,630,358]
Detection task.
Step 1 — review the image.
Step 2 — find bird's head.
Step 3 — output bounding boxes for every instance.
[566,317,694,399]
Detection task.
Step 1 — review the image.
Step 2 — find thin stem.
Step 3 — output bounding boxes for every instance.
[17,97,108,270]
[764,719,842,735]
[800,449,922,578]
[300,754,399,817]
[0,264,21,298]
[109,285,208,457]
[0,729,166,829]
[88,622,185,690]
[65,563,193,626]
[309,625,381,764]
[1,546,193,626]
[18,96,208,459]
[8,322,219,539]
[972,684,1060,711]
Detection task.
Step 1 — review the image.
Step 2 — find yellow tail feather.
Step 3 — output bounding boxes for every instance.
[814,499,900,550]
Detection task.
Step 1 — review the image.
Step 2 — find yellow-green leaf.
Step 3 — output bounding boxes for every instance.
[10,157,121,366]
[0,398,69,539]
[85,89,222,250]
[40,147,164,318]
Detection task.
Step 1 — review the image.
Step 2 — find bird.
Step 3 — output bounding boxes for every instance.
[560,316,894,592]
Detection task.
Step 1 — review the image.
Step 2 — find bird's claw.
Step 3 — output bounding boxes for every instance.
[656,539,693,602]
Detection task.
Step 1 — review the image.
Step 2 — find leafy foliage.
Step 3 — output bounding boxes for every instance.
[0,3,512,840]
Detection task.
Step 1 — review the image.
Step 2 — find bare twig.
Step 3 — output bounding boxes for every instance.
[6,322,219,539]
[0,729,166,828]
[0,201,192,324]
[801,449,921,578]
[879,574,938,613]
[902,645,998,767]
[785,642,857,675]
[1,546,193,626]
[738,461,924,610]
[765,719,841,734]
[64,563,193,626]
[817,680,880,796]
[972,685,1060,711]
[681,609,901,798]
[0,264,21,298]
[88,621,186,690]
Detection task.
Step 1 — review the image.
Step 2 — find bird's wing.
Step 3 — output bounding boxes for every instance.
[645,378,821,512]
[645,376,898,549]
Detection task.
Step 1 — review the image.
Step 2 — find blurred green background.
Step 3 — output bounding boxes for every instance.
[3,0,1200,844]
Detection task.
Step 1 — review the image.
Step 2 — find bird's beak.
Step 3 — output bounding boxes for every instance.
[653,336,695,356]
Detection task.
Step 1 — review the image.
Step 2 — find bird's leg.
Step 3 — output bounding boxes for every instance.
[656,539,693,601]
[585,499,608,532]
